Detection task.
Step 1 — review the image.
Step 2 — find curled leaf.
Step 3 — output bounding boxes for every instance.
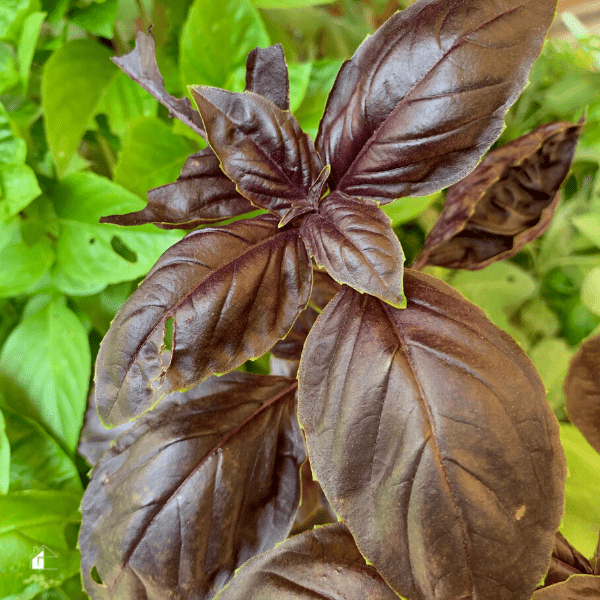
[564,332,600,455]
[80,371,304,600]
[542,532,594,587]
[317,0,558,202]
[190,87,323,218]
[215,523,400,599]
[95,214,312,426]
[414,121,583,270]
[532,574,600,599]
[112,31,205,139]
[300,192,406,307]
[100,148,254,229]
[298,271,566,600]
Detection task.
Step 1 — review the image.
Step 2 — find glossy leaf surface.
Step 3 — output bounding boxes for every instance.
[542,532,593,587]
[564,332,600,455]
[102,148,254,229]
[317,0,558,202]
[298,271,566,600]
[95,214,311,426]
[300,192,406,307]
[532,575,600,599]
[270,269,340,360]
[414,121,582,270]
[191,87,322,217]
[112,31,206,138]
[215,523,399,600]
[80,372,304,600]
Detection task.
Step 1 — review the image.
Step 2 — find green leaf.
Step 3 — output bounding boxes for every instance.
[0,100,26,164]
[529,338,575,418]
[113,116,198,199]
[1,406,82,494]
[96,71,158,139]
[68,0,117,38]
[252,0,335,7]
[295,59,343,139]
[0,0,30,40]
[0,218,53,298]
[0,407,9,495]
[0,489,81,600]
[383,192,441,228]
[31,575,89,600]
[450,261,537,348]
[581,266,600,316]
[560,423,600,557]
[52,172,183,295]
[0,43,20,95]
[180,0,269,89]
[0,163,41,221]
[42,39,119,176]
[17,11,46,86]
[0,297,91,454]
[573,212,600,249]
[287,61,312,113]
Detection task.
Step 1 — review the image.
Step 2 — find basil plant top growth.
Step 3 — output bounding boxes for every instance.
[78,0,591,598]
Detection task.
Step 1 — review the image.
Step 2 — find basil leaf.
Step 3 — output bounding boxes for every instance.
[299,271,565,600]
[80,372,304,600]
[95,214,311,426]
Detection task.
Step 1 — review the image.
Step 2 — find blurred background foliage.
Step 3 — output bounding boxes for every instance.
[1,0,600,597]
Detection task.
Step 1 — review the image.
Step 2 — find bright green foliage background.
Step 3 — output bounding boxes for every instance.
[0,0,599,597]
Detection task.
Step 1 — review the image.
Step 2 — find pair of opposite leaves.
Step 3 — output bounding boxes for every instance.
[85,0,576,599]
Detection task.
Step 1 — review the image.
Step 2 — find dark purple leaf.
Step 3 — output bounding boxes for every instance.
[564,332,600,456]
[77,385,134,466]
[112,30,206,139]
[300,192,406,307]
[215,523,400,600]
[95,214,312,426]
[79,371,304,600]
[532,575,600,599]
[317,0,558,203]
[298,271,566,600]
[190,87,323,218]
[541,532,594,587]
[102,44,294,230]
[245,44,290,111]
[100,148,255,229]
[414,121,583,270]
[270,269,340,360]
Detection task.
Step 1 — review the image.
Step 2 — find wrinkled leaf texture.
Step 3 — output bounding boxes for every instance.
[111,31,205,139]
[95,214,311,426]
[80,371,304,600]
[191,86,323,219]
[298,271,566,600]
[414,120,583,270]
[270,269,340,360]
[532,575,600,599]
[564,332,600,455]
[215,523,400,600]
[103,44,291,229]
[317,0,558,203]
[542,532,594,587]
[300,191,406,307]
